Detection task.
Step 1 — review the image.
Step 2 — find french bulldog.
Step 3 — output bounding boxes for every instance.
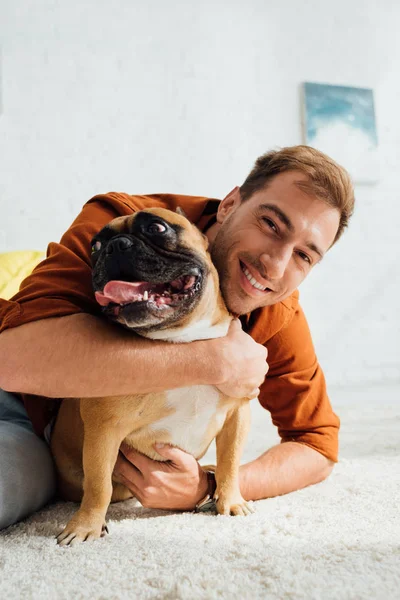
[51,207,253,546]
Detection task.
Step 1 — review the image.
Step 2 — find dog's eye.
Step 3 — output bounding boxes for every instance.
[147,222,167,234]
[91,241,102,254]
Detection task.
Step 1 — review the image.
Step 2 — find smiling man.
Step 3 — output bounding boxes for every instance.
[209,171,341,314]
[0,145,354,528]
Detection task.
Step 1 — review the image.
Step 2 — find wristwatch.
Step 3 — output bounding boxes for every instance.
[195,470,217,513]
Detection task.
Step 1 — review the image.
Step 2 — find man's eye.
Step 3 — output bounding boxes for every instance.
[91,241,102,254]
[262,217,277,232]
[297,251,311,264]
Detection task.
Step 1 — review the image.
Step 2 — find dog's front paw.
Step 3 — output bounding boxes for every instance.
[215,489,255,517]
[56,511,109,546]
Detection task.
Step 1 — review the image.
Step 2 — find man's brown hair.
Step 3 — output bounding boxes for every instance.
[240,145,355,244]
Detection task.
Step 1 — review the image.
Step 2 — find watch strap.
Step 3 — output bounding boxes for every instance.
[194,470,217,513]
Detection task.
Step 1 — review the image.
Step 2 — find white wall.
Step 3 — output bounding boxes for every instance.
[0,0,399,387]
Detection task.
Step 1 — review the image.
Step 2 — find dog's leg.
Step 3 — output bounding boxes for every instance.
[57,401,126,546]
[214,401,254,516]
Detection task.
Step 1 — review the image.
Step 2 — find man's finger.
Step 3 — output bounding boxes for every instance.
[114,452,142,479]
[119,444,153,472]
[231,318,242,331]
[153,443,192,467]
[115,471,142,499]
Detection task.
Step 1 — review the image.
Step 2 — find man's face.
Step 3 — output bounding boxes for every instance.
[208,171,340,315]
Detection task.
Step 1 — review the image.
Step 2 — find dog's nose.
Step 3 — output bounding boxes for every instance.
[106,236,133,255]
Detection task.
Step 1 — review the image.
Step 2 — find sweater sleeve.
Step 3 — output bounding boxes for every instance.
[258,298,340,462]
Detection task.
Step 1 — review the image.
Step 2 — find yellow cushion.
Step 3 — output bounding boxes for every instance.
[0,251,45,300]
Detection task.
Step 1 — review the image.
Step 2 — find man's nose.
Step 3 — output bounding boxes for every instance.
[260,245,292,280]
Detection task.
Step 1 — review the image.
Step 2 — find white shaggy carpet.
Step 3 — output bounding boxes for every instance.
[1,384,399,600]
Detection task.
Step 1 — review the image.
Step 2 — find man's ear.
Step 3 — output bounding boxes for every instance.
[216,187,241,224]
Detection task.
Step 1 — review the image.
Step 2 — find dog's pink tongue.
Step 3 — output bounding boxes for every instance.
[95,281,148,306]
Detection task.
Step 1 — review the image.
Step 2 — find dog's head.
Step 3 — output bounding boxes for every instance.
[91,208,218,335]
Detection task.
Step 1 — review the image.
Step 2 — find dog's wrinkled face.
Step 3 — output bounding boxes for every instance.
[91,208,211,333]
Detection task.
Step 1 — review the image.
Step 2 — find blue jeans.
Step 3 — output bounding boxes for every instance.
[0,389,56,530]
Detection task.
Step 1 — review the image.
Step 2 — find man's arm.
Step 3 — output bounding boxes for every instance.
[0,315,267,399]
[111,440,333,511]
[0,313,214,397]
[239,442,334,501]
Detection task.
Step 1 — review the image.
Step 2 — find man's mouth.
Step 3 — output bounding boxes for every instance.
[239,261,273,294]
[95,274,201,314]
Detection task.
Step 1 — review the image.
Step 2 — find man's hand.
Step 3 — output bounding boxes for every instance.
[113,443,209,511]
[214,319,269,399]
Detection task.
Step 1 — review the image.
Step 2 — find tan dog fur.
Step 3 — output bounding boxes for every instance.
[51,208,253,546]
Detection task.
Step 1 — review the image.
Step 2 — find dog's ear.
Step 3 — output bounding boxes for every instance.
[176,205,208,249]
[176,206,187,218]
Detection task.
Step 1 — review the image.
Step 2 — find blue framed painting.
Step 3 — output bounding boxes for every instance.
[302,82,379,184]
